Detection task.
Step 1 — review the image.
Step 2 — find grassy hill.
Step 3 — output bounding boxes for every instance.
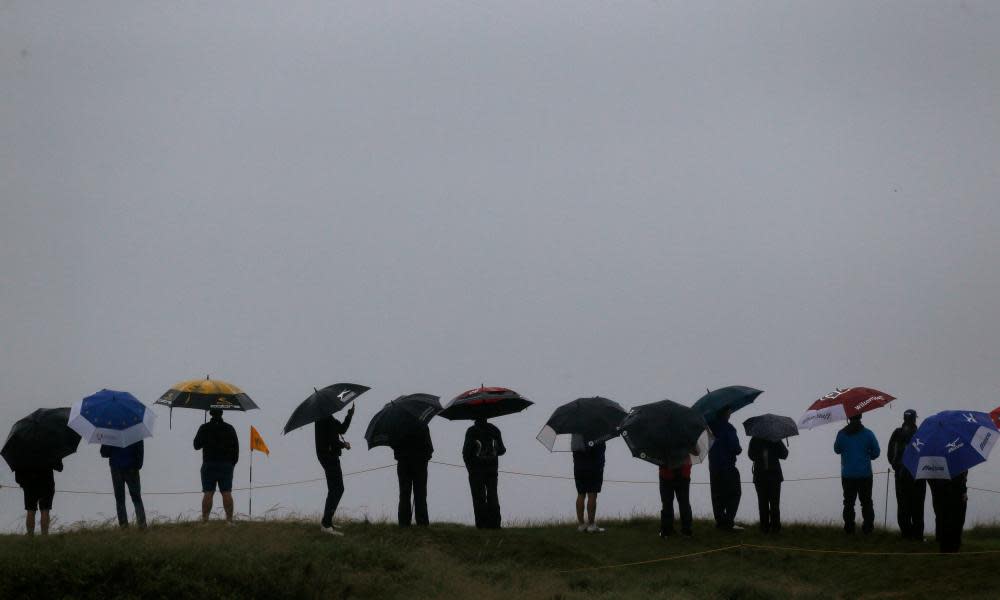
[1,517,998,599]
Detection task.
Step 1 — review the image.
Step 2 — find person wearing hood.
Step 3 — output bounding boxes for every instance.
[462,417,505,529]
[708,407,743,531]
[315,404,355,535]
[391,423,433,527]
[834,414,881,534]
[100,440,147,529]
[887,409,926,540]
[194,408,239,524]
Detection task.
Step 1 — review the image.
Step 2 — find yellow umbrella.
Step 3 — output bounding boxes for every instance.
[155,375,259,426]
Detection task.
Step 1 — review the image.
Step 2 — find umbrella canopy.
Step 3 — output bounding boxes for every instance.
[618,399,711,467]
[743,414,799,442]
[990,406,1000,429]
[903,411,998,480]
[798,387,895,430]
[2,407,81,471]
[365,393,441,450]
[439,386,532,421]
[283,383,371,435]
[536,396,627,452]
[693,386,763,422]
[69,389,156,447]
[155,376,259,412]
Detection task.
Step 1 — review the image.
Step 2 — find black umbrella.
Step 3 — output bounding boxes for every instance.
[365,393,441,450]
[283,383,370,435]
[2,407,82,472]
[742,414,799,442]
[618,400,710,467]
[536,396,627,452]
[439,386,532,421]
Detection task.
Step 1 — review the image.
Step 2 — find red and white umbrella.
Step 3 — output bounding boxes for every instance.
[798,387,895,430]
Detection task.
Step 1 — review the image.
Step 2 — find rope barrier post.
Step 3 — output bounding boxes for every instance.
[883,468,890,529]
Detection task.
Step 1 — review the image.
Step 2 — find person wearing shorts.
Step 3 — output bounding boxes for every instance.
[572,436,606,533]
[15,462,59,536]
[193,409,239,524]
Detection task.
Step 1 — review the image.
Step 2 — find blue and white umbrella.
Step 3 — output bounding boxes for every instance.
[903,410,998,480]
[68,389,156,447]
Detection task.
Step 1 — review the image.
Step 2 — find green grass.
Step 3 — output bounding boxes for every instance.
[1,518,998,599]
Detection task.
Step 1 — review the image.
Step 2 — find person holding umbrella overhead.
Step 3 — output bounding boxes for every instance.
[834,415,881,534]
[442,386,532,530]
[886,409,926,540]
[2,407,81,536]
[194,408,240,524]
[743,414,798,534]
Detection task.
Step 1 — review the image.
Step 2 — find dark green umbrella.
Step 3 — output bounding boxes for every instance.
[693,386,763,422]
[365,393,441,450]
[619,400,710,467]
[2,407,81,471]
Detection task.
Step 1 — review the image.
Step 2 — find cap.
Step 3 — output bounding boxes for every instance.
[903,409,917,421]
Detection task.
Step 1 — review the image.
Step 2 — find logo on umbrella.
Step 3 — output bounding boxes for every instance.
[853,396,884,411]
[337,390,357,402]
[911,438,924,452]
[945,438,964,453]
[964,413,977,423]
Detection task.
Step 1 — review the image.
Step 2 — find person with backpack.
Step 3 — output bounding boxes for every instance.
[462,417,505,529]
[392,422,433,527]
[834,414,881,534]
[886,409,926,540]
[747,436,788,534]
[100,440,147,529]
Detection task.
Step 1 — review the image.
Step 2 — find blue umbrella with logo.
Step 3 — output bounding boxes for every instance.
[903,410,999,480]
[68,389,156,448]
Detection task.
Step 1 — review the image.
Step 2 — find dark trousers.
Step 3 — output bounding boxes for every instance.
[110,468,146,528]
[659,479,692,535]
[929,481,967,553]
[842,476,875,533]
[397,459,429,527]
[894,470,926,539]
[709,467,742,529]
[321,458,344,528]
[468,469,500,529]
[754,478,781,533]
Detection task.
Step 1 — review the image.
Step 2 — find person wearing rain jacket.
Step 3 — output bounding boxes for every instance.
[391,423,433,527]
[14,459,62,536]
[834,414,880,534]
[462,417,505,529]
[747,437,788,534]
[100,440,147,529]
[886,409,926,540]
[194,408,240,524]
[928,471,968,553]
[708,407,743,531]
[315,404,355,535]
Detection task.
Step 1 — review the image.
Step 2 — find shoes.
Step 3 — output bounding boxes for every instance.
[577,523,588,532]
[586,524,605,533]
[320,526,344,536]
[731,525,745,532]
[660,529,676,538]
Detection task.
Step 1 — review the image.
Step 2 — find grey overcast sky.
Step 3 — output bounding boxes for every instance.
[2,1,999,533]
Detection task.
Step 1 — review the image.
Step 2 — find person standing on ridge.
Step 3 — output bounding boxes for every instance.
[928,471,968,553]
[315,403,355,535]
[14,458,62,536]
[708,407,743,531]
[887,409,926,540]
[748,435,788,534]
[463,417,505,529]
[100,439,147,529]
[834,414,880,534]
[572,435,606,533]
[392,421,433,527]
[659,455,694,538]
[194,408,239,524]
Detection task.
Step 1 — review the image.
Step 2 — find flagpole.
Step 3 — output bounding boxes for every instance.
[249,445,254,520]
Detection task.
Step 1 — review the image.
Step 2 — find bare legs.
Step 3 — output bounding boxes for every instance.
[25,510,50,536]
[575,493,598,525]
[201,492,235,523]
[221,492,234,522]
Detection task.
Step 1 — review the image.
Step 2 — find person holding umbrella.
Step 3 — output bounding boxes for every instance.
[659,455,694,538]
[100,441,146,529]
[14,460,61,536]
[708,407,743,531]
[315,403,355,535]
[886,409,925,540]
[834,414,881,534]
[572,435,606,533]
[194,408,240,524]
[743,414,798,535]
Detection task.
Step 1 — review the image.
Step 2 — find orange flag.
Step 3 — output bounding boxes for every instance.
[250,425,270,456]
